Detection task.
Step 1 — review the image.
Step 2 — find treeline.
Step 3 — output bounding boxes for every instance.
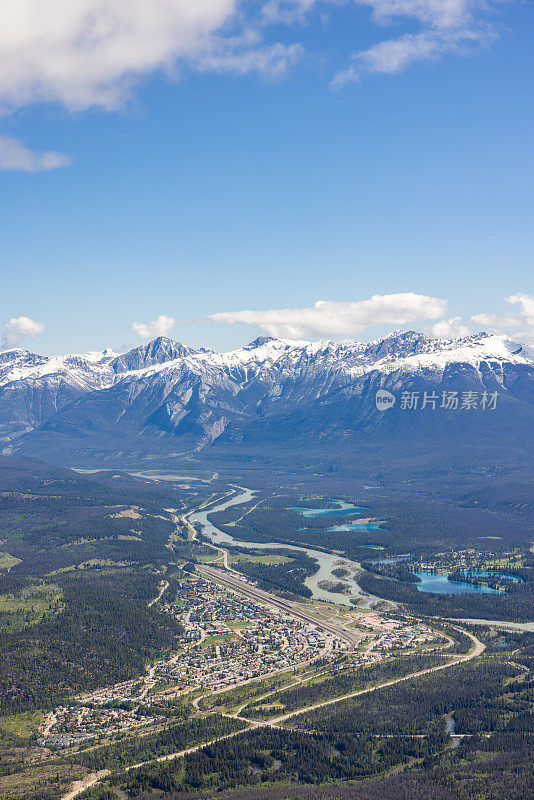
[296,657,532,737]
[0,572,183,716]
[123,726,444,795]
[75,715,247,772]
[246,653,445,719]
[139,731,533,800]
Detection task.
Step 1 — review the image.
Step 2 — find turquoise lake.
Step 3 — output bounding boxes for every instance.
[289,499,365,518]
[300,521,384,532]
[327,521,383,531]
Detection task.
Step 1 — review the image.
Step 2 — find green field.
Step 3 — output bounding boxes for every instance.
[196,552,224,563]
[0,552,21,570]
[0,711,44,743]
[227,620,251,631]
[0,583,63,631]
[202,632,240,648]
[228,553,292,565]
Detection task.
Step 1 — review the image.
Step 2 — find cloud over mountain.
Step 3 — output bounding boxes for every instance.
[210,293,447,339]
[132,315,176,340]
[2,316,45,348]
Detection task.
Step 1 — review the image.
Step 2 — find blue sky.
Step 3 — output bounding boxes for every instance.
[0,0,532,354]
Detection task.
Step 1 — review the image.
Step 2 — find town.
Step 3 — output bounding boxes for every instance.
[38,575,438,748]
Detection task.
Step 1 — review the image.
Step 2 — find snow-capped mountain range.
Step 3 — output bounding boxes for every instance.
[1,331,533,458]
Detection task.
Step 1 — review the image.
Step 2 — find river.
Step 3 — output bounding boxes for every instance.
[191,487,382,608]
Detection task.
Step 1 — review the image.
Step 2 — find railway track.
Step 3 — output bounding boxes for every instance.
[198,564,363,650]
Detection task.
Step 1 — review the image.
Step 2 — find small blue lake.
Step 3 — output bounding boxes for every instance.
[300,521,384,533]
[411,570,521,595]
[289,499,365,518]
[330,521,384,531]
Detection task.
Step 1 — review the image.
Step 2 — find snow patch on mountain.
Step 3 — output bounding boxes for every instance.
[1,330,532,447]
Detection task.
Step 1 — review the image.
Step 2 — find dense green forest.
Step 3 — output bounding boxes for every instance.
[127,730,532,800]
[75,715,248,772]
[0,570,184,715]
[122,725,446,795]
[225,547,318,599]
[245,652,446,719]
[0,456,216,577]
[296,656,533,736]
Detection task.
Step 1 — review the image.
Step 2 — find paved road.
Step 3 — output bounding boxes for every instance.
[60,622,484,799]
[114,626,486,782]
[60,556,484,800]
[62,769,111,800]
[269,625,485,724]
[199,564,363,650]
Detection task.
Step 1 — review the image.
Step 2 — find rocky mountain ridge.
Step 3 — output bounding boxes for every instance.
[1,331,532,459]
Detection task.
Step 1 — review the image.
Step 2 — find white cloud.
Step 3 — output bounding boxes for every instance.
[331,29,479,87]
[2,316,45,348]
[210,292,447,339]
[0,0,501,119]
[329,0,495,86]
[0,135,70,171]
[431,316,470,339]
[469,295,534,337]
[193,36,303,78]
[131,314,176,339]
[506,293,534,329]
[470,312,521,329]
[358,0,479,30]
[0,0,302,114]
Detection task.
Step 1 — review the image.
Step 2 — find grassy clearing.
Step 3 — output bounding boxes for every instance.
[228,553,292,566]
[0,552,21,570]
[201,633,240,649]
[288,601,348,627]
[0,711,44,743]
[196,553,223,563]
[0,582,63,631]
[227,620,251,631]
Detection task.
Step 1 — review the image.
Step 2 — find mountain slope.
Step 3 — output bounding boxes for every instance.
[1,331,532,463]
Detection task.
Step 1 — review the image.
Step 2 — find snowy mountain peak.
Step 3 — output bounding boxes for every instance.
[0,330,532,449]
[243,336,278,350]
[111,337,197,373]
